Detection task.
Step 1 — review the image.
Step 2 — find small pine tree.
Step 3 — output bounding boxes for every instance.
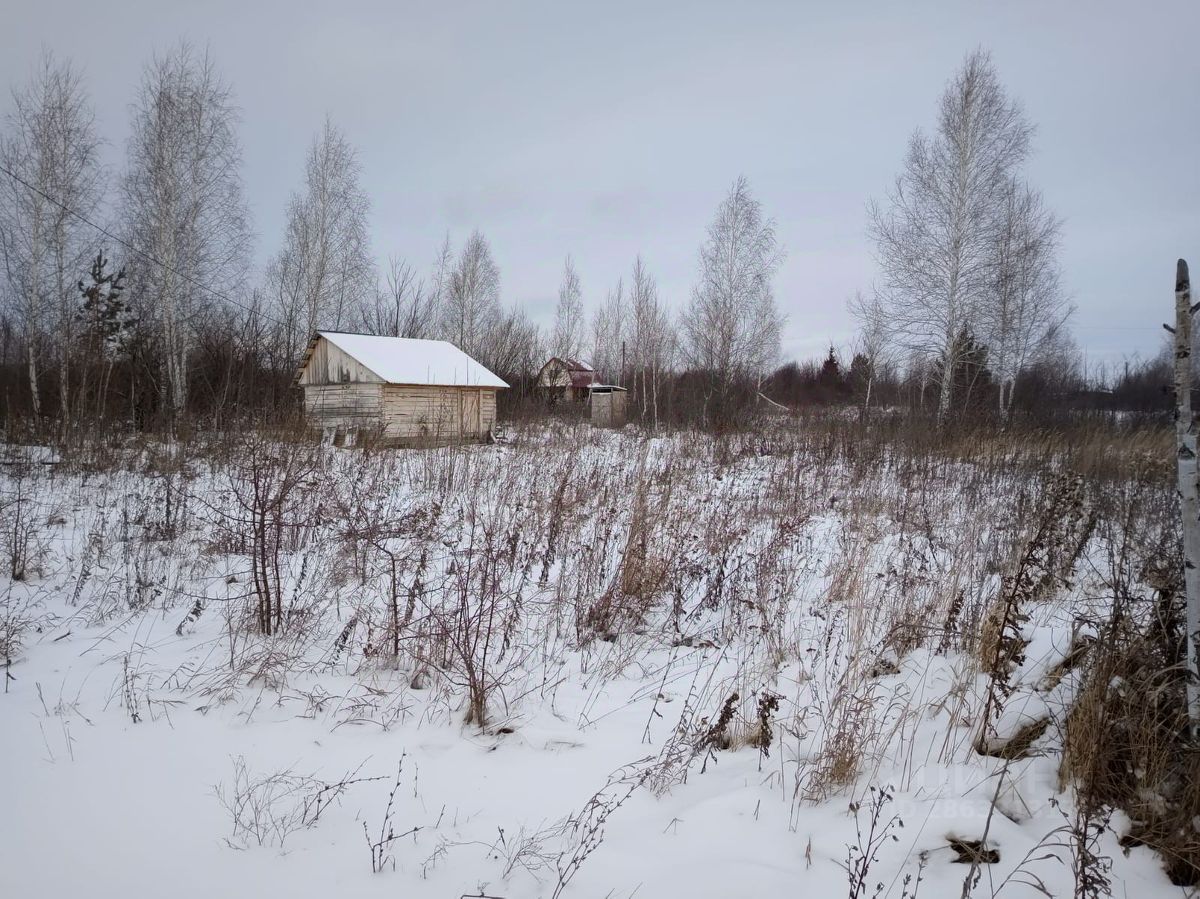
[76,251,133,421]
[78,251,131,353]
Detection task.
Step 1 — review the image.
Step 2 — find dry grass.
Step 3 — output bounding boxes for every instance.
[9,411,1194,889]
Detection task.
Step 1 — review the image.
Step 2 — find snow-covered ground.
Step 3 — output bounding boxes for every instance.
[0,423,1184,897]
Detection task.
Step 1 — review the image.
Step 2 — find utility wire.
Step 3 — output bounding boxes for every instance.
[0,160,287,330]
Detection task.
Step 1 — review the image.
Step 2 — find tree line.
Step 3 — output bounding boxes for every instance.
[0,43,1155,439]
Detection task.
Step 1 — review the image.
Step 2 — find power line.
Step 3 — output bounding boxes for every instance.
[0,160,285,330]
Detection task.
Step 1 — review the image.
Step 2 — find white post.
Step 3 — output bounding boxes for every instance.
[1172,258,1200,735]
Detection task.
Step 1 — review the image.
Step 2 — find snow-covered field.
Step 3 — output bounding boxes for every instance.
[0,422,1185,897]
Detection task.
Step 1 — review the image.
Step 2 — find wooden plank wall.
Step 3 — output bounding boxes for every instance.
[303,383,383,429]
[537,359,571,388]
[380,386,499,441]
[481,389,497,433]
[297,338,384,386]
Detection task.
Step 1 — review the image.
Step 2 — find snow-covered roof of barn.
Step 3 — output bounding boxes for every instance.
[311,332,508,388]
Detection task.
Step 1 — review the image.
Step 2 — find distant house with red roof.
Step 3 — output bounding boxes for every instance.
[536,356,598,404]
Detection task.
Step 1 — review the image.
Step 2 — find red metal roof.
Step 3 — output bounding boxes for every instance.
[569,368,598,388]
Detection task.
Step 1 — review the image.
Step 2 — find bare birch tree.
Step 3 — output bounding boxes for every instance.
[440,229,500,360]
[484,304,540,381]
[628,255,673,428]
[122,42,251,419]
[358,256,436,338]
[987,178,1072,419]
[681,176,783,424]
[267,117,374,362]
[590,277,626,385]
[847,290,890,416]
[551,254,584,360]
[429,232,454,321]
[869,49,1032,422]
[0,51,104,421]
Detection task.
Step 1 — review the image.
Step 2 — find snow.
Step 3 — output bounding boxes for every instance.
[0,425,1186,898]
[319,331,508,388]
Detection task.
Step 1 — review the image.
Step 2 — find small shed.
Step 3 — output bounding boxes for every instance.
[536,357,598,404]
[294,331,508,444]
[589,385,627,427]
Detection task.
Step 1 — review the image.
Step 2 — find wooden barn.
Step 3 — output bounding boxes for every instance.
[536,356,598,404]
[295,331,507,445]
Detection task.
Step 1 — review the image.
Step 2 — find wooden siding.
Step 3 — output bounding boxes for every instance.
[376,385,498,441]
[297,338,384,386]
[481,389,497,433]
[302,383,496,443]
[303,383,383,429]
[537,359,572,388]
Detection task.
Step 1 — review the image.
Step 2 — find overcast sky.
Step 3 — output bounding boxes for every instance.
[3,0,1197,372]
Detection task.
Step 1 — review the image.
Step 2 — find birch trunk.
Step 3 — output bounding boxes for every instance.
[25,329,40,418]
[937,343,955,419]
[54,243,69,434]
[650,360,659,432]
[1173,258,1200,734]
[25,237,42,419]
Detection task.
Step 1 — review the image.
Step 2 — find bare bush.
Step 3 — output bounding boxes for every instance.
[329,453,441,666]
[430,486,531,729]
[210,434,322,636]
[363,755,421,873]
[1,586,52,690]
[552,764,648,899]
[0,464,54,581]
[844,784,904,899]
[216,755,384,849]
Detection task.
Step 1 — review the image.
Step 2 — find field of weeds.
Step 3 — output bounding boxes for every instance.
[0,418,1193,898]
